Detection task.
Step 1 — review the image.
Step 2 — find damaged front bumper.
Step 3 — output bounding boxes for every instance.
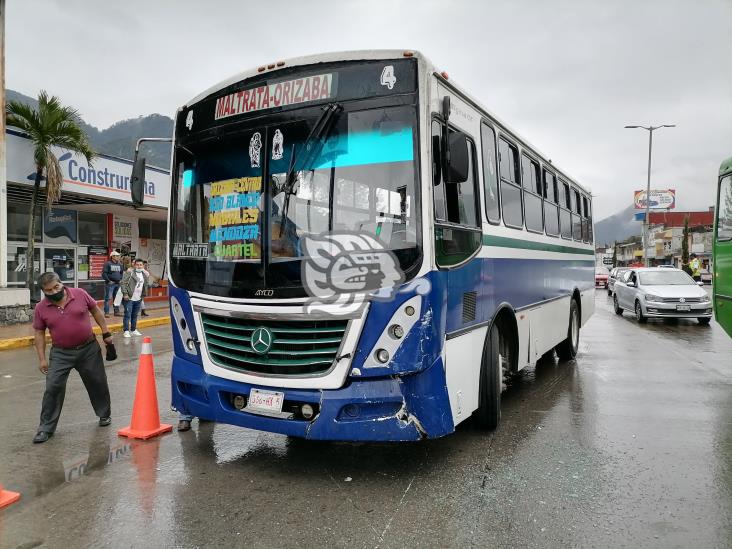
[171,354,453,441]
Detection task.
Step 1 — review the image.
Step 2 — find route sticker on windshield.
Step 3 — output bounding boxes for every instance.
[249,132,262,167]
[380,65,396,90]
[185,110,194,130]
[272,129,284,160]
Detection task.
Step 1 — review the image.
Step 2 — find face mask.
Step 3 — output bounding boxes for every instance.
[47,287,65,302]
[135,268,143,273]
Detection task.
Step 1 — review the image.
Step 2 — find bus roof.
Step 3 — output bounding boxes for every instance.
[184,49,588,195]
[720,155,732,177]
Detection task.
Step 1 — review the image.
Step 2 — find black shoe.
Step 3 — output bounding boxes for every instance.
[33,431,53,444]
[99,417,112,427]
[141,311,149,317]
[177,420,191,432]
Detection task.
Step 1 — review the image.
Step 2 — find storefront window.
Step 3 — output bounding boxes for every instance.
[8,201,42,242]
[78,212,107,246]
[44,248,76,283]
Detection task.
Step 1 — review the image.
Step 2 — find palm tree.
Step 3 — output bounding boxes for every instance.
[6,91,95,290]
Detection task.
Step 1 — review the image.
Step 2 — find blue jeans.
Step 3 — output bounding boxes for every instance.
[123,299,142,332]
[104,283,120,314]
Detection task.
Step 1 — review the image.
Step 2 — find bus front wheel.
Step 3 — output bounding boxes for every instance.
[475,322,503,430]
[556,299,580,360]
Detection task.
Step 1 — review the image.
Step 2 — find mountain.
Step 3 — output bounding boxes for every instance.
[594,204,641,246]
[6,89,173,169]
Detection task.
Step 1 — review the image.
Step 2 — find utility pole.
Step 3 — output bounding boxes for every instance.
[0,0,7,288]
[625,124,675,267]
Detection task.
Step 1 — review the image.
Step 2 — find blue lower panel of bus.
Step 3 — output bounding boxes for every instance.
[171,353,454,441]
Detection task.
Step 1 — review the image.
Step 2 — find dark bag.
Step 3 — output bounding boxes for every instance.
[105,342,118,361]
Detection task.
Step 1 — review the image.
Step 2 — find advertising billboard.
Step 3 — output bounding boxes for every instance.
[634,189,676,210]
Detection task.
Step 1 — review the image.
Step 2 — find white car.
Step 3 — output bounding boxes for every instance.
[613,267,712,324]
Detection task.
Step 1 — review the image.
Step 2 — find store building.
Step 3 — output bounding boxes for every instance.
[1,129,170,320]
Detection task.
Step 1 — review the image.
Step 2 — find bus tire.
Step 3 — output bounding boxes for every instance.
[475,322,502,430]
[556,299,580,360]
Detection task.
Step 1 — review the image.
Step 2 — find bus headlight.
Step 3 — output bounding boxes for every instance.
[376,349,390,363]
[363,295,422,369]
[389,324,405,339]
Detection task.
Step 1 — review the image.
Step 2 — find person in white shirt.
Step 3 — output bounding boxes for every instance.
[120,259,149,338]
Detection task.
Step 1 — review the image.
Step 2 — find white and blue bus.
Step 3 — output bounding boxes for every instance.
[154,50,595,441]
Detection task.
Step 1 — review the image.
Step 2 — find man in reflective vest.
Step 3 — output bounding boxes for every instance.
[690,253,702,282]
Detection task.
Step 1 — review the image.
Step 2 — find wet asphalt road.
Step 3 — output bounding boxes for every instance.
[0,291,730,548]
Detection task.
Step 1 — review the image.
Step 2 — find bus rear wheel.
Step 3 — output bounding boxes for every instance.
[556,299,580,360]
[475,322,503,430]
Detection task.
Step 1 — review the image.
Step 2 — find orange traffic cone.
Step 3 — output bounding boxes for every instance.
[0,482,20,509]
[118,337,172,440]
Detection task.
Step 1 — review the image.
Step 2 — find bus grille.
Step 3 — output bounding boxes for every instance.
[200,313,349,376]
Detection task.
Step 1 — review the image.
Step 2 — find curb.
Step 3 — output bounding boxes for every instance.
[0,316,171,351]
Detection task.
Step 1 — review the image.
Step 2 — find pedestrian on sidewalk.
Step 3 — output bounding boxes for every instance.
[139,260,156,317]
[32,272,114,444]
[102,251,124,318]
[121,258,149,338]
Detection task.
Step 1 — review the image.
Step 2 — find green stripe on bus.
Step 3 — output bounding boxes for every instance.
[482,234,595,255]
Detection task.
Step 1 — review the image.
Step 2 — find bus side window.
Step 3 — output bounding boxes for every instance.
[432,120,478,227]
[432,121,447,221]
[499,137,523,229]
[480,123,500,224]
[718,175,732,241]
[558,179,572,239]
[543,169,559,237]
[522,154,543,233]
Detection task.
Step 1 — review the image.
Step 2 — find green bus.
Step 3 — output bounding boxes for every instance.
[714,156,732,337]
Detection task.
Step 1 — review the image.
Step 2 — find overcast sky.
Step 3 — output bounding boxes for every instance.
[7,0,732,220]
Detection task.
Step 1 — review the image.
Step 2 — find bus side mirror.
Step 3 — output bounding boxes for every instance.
[445,131,469,184]
[130,156,146,207]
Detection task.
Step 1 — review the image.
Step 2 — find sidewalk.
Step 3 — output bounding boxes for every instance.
[0,300,170,351]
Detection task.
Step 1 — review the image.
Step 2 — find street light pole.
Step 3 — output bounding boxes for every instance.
[624,124,675,267]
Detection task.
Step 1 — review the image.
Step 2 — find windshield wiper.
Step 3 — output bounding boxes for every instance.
[278,103,342,234]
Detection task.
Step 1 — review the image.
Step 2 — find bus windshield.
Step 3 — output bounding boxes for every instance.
[170,104,420,298]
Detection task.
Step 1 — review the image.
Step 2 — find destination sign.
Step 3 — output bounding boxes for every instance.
[214,73,335,121]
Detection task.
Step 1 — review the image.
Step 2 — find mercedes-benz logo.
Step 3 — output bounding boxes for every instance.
[679,298,686,303]
[250,327,273,354]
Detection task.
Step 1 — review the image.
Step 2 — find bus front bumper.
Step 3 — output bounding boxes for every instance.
[171,355,451,441]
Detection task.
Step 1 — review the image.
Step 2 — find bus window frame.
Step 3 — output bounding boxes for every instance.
[431,114,483,269]
[521,152,545,235]
[480,120,502,226]
[498,135,525,230]
[542,168,560,238]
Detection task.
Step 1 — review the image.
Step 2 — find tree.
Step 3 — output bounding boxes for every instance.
[612,242,618,268]
[681,215,690,267]
[6,91,95,290]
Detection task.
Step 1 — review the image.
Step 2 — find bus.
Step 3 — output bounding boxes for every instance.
[139,50,595,441]
[714,156,732,337]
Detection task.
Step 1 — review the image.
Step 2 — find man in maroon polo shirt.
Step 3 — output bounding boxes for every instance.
[32,272,114,443]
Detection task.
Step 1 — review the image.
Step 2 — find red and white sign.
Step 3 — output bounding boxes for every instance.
[214,73,334,121]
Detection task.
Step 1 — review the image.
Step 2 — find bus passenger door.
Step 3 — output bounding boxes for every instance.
[431,116,484,422]
[714,173,732,337]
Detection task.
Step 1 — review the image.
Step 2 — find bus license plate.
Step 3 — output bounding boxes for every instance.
[676,305,691,312]
[248,389,285,413]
